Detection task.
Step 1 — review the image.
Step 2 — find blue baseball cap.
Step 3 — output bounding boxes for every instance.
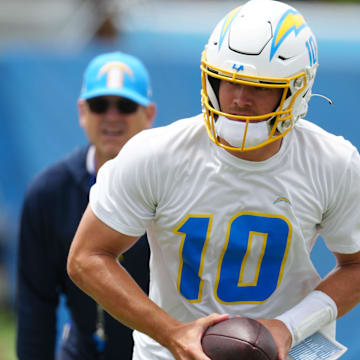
[80,51,152,106]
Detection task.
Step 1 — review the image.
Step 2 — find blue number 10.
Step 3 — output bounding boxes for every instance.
[174,212,292,304]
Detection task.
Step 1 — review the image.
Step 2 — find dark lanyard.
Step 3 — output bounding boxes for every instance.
[93,304,106,353]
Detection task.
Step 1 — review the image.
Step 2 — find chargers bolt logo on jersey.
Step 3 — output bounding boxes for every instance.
[273,197,292,206]
[98,61,134,89]
[270,9,307,61]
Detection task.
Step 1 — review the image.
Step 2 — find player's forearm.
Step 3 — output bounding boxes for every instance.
[67,251,180,348]
[275,251,360,347]
[316,256,360,318]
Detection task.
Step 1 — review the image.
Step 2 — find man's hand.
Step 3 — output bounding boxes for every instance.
[165,313,230,360]
[257,318,292,360]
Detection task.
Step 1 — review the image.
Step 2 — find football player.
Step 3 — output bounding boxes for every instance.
[67,1,360,360]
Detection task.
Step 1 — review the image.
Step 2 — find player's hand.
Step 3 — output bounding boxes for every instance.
[165,313,229,360]
[256,318,292,360]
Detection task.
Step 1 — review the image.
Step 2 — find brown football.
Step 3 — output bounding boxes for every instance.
[201,317,278,360]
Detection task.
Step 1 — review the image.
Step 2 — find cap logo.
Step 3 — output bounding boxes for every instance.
[270,9,307,61]
[98,61,134,89]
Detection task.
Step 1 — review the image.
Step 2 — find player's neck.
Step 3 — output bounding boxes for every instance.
[219,137,283,162]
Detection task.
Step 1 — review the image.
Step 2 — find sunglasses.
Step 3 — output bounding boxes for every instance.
[86,97,139,115]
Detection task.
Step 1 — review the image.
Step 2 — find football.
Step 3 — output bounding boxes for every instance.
[201,317,278,360]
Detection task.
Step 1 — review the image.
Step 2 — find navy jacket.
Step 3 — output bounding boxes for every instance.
[16,146,150,360]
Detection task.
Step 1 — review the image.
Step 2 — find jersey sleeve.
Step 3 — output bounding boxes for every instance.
[90,130,159,237]
[319,149,360,254]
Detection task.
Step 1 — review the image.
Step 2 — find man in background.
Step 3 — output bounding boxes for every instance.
[16,51,156,360]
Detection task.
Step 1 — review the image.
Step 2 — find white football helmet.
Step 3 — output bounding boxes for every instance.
[201,0,318,152]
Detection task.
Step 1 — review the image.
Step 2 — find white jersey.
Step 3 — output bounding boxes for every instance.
[90,114,360,360]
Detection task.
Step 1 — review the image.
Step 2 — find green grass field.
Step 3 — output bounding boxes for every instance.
[0,307,16,360]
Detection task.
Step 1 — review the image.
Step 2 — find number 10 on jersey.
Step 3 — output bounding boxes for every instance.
[174,212,292,304]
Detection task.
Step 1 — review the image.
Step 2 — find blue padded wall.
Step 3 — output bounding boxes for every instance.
[1,33,359,358]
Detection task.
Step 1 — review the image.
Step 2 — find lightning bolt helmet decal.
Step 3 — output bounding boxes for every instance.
[218,6,242,51]
[270,9,307,61]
